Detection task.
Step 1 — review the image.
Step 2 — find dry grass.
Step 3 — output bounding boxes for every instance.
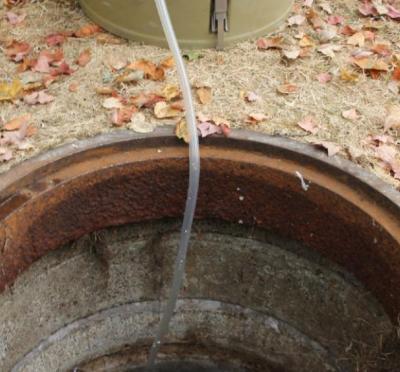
[0,0,399,189]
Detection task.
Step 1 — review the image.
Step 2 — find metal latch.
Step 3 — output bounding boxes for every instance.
[211,0,229,50]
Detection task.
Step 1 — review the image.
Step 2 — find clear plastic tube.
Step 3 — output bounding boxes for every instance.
[147,0,200,369]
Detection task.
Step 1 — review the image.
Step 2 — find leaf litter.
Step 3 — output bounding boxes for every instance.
[0,0,400,189]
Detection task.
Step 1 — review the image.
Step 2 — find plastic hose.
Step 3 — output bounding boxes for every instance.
[147,0,201,369]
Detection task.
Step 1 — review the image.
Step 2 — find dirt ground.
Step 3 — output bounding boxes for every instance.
[0,0,400,190]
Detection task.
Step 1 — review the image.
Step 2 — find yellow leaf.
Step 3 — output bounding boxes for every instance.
[161,85,181,101]
[340,68,359,82]
[175,119,190,143]
[0,79,23,101]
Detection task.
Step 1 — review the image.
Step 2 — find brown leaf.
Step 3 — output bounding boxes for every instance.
[130,93,164,108]
[77,49,91,67]
[277,83,298,94]
[196,86,212,105]
[45,33,68,47]
[246,113,268,124]
[160,56,175,69]
[256,36,284,50]
[298,116,319,134]
[111,106,137,127]
[5,40,31,62]
[74,24,102,38]
[3,114,31,131]
[352,57,389,71]
[314,141,341,157]
[127,59,165,81]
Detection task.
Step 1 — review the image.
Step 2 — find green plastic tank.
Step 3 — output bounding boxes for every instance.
[78,0,294,49]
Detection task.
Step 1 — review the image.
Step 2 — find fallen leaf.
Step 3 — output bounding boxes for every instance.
[299,35,315,47]
[196,86,212,104]
[197,121,222,137]
[340,68,359,82]
[127,59,165,81]
[384,105,400,131]
[317,43,342,58]
[96,33,123,44]
[243,91,261,102]
[288,14,306,26]
[160,56,175,69]
[102,97,123,109]
[375,144,400,179]
[256,36,284,50]
[328,15,344,25]
[392,67,400,81]
[50,61,74,76]
[68,82,78,92]
[246,113,268,124]
[24,90,55,105]
[175,120,190,143]
[347,32,365,47]
[371,43,392,57]
[154,101,183,119]
[45,33,67,46]
[6,11,26,25]
[282,48,301,60]
[307,9,325,29]
[318,25,338,42]
[74,23,102,38]
[96,86,116,95]
[77,49,91,67]
[112,106,137,127]
[127,113,155,133]
[298,116,319,134]
[3,113,31,131]
[114,70,144,84]
[0,148,13,162]
[161,85,181,101]
[0,79,23,101]
[130,93,164,108]
[314,141,341,156]
[342,108,360,121]
[277,83,298,94]
[32,54,51,73]
[316,72,332,83]
[352,57,389,71]
[5,40,31,62]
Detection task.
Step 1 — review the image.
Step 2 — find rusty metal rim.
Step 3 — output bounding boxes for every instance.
[1,128,399,206]
[0,128,399,322]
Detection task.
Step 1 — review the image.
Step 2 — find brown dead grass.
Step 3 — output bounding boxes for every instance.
[0,0,399,189]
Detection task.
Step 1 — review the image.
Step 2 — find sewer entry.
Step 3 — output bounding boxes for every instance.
[0,130,399,371]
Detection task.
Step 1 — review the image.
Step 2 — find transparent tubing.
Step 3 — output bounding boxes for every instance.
[147,0,201,369]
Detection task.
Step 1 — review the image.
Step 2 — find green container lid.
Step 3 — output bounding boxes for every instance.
[79,0,294,49]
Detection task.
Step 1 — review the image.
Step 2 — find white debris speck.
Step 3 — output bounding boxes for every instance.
[295,171,310,191]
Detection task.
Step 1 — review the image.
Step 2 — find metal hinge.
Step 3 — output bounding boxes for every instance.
[211,0,229,50]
